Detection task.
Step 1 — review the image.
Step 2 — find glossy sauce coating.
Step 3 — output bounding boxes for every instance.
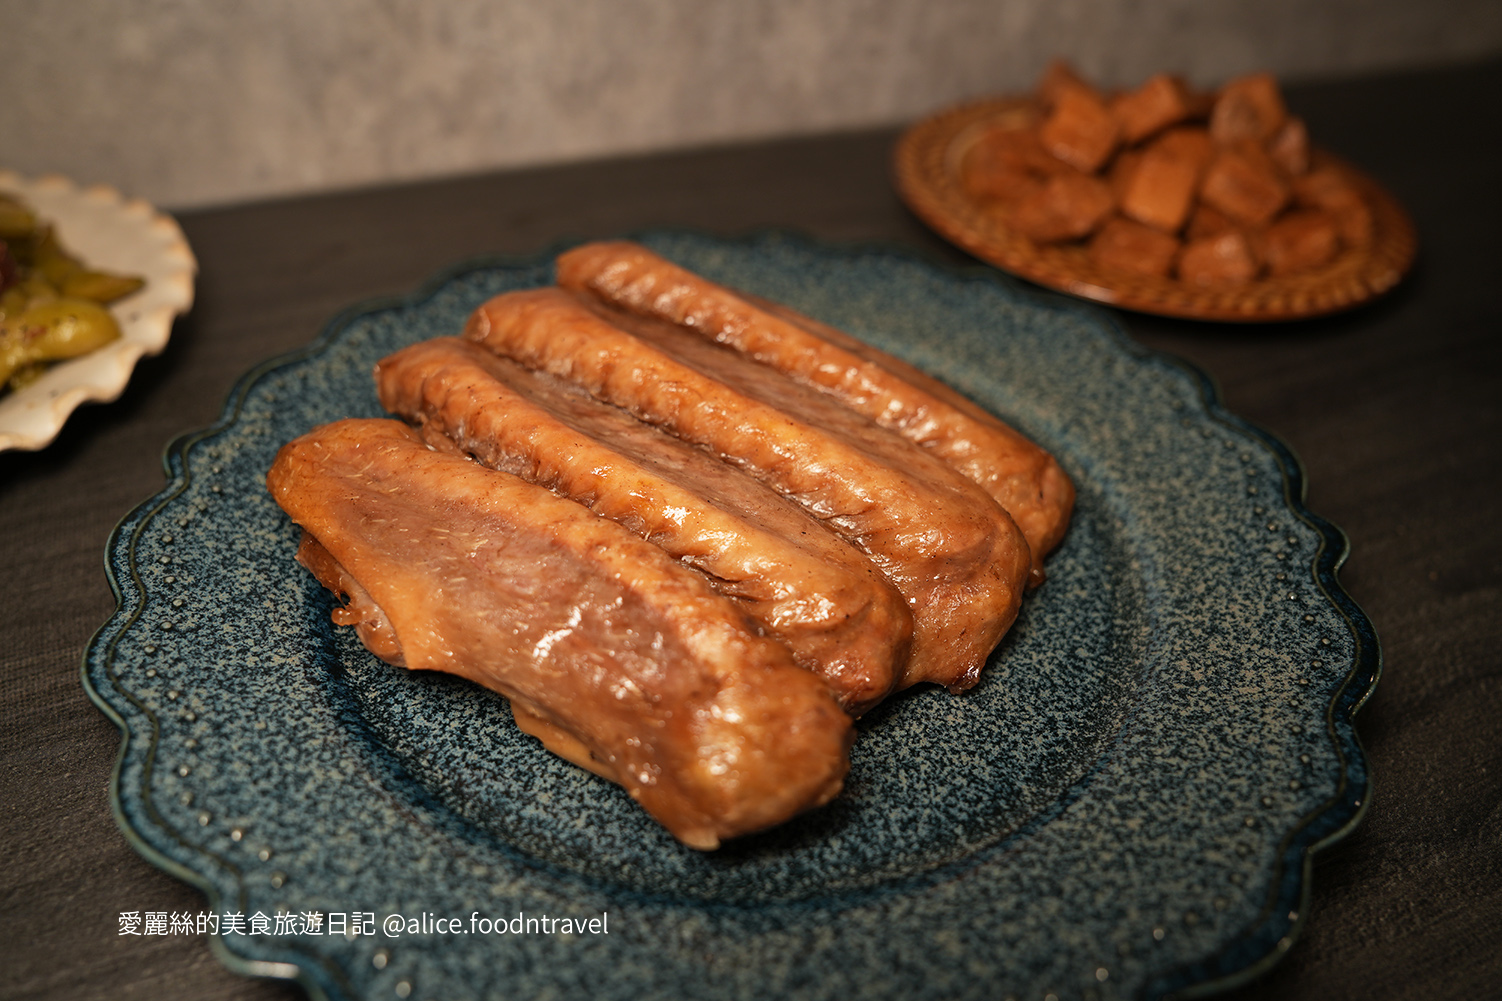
[464,288,1031,691]
[555,240,1074,582]
[267,418,852,849]
[375,336,911,714]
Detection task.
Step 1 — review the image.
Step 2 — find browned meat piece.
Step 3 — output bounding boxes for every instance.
[1264,210,1342,275]
[1267,116,1310,175]
[293,530,404,665]
[1178,230,1263,285]
[1010,169,1115,243]
[464,288,1033,693]
[1111,73,1194,144]
[1200,142,1291,227]
[555,240,1074,578]
[1293,165,1374,247]
[1120,131,1211,233]
[1088,216,1181,277]
[1209,73,1288,144]
[267,418,852,850]
[375,337,911,715]
[1040,84,1120,174]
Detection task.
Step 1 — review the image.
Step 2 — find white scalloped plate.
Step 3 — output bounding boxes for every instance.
[0,171,196,452]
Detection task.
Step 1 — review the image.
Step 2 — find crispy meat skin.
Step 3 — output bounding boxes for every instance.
[464,287,1031,692]
[375,336,911,714]
[555,240,1074,578]
[267,418,852,850]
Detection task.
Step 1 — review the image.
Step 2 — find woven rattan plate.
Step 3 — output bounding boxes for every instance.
[894,97,1417,322]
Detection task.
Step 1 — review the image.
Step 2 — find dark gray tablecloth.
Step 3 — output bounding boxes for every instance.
[2,57,1498,1000]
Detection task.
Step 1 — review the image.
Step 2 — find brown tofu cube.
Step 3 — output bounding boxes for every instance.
[1200,142,1291,226]
[1089,216,1181,277]
[1168,127,1214,162]
[1292,166,1374,247]
[1040,86,1121,174]
[1120,130,1213,233]
[1111,73,1194,144]
[1009,170,1115,243]
[1268,116,1310,175]
[962,127,1057,203]
[1038,59,1099,109]
[1210,73,1288,144]
[1264,210,1342,275]
[1185,203,1235,241]
[1155,125,1214,165]
[1178,231,1263,285]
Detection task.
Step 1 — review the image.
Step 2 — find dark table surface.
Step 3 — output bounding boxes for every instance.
[2,57,1498,1001]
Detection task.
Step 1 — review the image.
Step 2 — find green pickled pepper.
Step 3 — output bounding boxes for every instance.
[0,298,122,388]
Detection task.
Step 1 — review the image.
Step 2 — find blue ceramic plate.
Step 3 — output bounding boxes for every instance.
[85,232,1377,1001]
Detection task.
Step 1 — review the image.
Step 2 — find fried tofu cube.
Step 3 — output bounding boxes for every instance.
[1040,85,1121,174]
[1111,73,1194,144]
[1292,166,1374,247]
[1200,142,1291,226]
[1210,73,1288,144]
[1178,231,1263,285]
[1121,129,1213,233]
[1088,216,1181,277]
[1009,170,1115,243]
[1155,125,1214,164]
[962,127,1055,203]
[1185,203,1235,241]
[1264,210,1342,275]
[1268,116,1310,175]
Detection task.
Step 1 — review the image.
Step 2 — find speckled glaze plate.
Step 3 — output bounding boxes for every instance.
[84,232,1377,1001]
[894,97,1416,322]
[0,170,196,451]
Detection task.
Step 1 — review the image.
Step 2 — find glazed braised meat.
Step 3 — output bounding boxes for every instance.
[555,241,1075,581]
[270,244,1076,848]
[463,287,1033,693]
[267,418,853,850]
[375,337,912,715]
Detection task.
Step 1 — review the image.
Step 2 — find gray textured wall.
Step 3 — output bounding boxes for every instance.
[6,0,1501,209]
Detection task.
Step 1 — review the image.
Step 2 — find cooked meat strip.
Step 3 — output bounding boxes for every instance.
[554,240,1074,581]
[375,336,911,714]
[463,288,1032,692]
[267,418,852,850]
